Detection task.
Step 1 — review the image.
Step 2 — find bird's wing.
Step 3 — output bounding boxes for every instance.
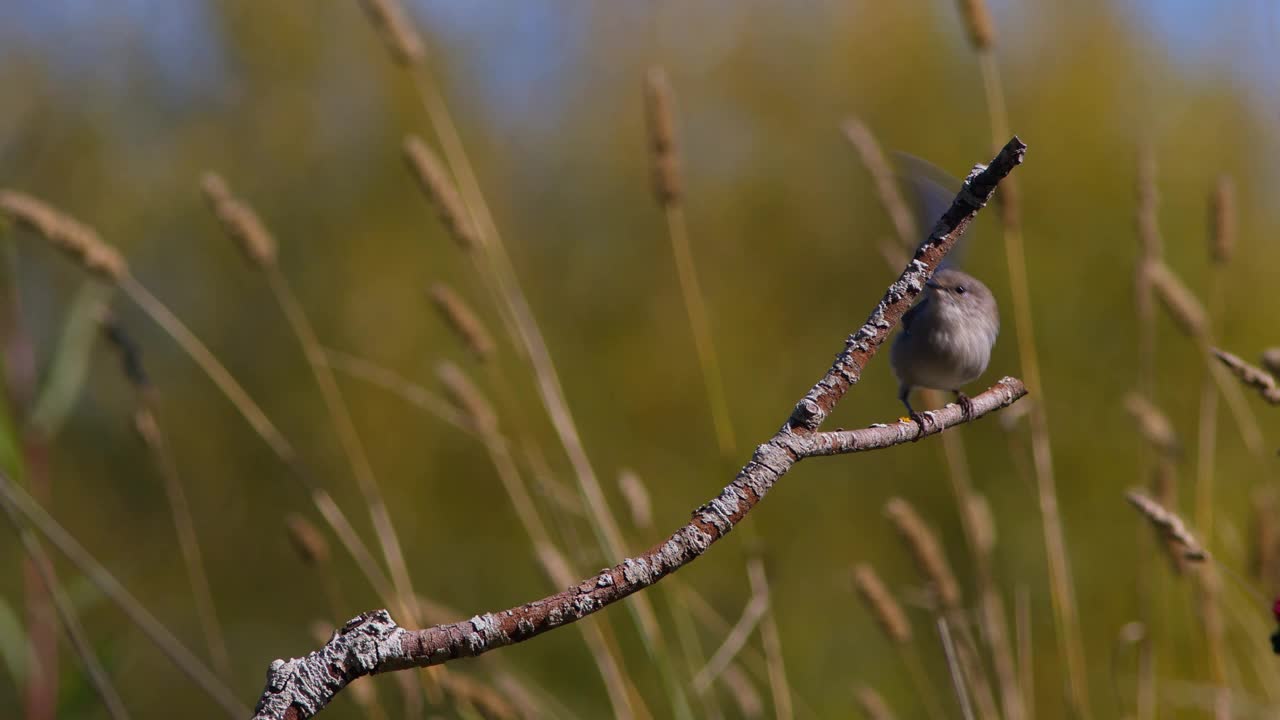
[900,298,927,334]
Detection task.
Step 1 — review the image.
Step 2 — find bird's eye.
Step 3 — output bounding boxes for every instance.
[955,285,967,295]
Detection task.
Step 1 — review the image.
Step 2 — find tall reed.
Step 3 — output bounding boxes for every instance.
[643,65,737,458]
[952,1,1091,712]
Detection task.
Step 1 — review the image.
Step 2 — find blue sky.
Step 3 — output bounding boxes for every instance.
[2,1,1276,138]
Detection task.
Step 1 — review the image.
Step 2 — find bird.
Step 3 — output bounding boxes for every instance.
[890,268,999,430]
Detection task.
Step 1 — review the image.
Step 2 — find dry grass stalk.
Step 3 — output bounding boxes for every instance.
[956,0,996,50]
[321,347,467,429]
[851,563,912,644]
[996,172,1021,229]
[1261,348,1280,377]
[843,118,918,248]
[532,542,574,588]
[0,497,130,719]
[884,497,961,609]
[747,557,793,720]
[721,664,764,719]
[285,513,330,567]
[877,237,910,270]
[199,172,278,268]
[439,671,518,720]
[1147,262,1208,340]
[252,238,426,639]
[1135,145,1162,262]
[979,70,1087,714]
[132,407,161,445]
[691,590,768,693]
[1211,348,1280,404]
[678,585,771,689]
[1150,458,1187,573]
[616,469,652,529]
[1209,175,1235,264]
[644,66,683,205]
[403,135,479,250]
[1251,487,1280,591]
[645,69,736,458]
[134,398,236,676]
[357,0,425,66]
[1194,565,1230,718]
[1014,585,1034,712]
[955,625,1000,720]
[938,617,976,720]
[102,316,232,680]
[1123,392,1181,457]
[1126,489,1208,561]
[438,361,498,433]
[0,190,126,280]
[428,283,495,361]
[967,492,996,558]
[854,685,896,720]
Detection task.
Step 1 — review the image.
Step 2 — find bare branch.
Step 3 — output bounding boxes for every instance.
[252,137,1028,719]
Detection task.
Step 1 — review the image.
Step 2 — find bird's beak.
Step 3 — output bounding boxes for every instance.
[925,278,941,290]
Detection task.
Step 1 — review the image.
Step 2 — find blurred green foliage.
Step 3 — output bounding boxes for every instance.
[1,1,1279,717]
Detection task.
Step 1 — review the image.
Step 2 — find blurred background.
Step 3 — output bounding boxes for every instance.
[2,1,1280,717]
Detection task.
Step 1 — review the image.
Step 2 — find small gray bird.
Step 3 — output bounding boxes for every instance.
[890,268,999,427]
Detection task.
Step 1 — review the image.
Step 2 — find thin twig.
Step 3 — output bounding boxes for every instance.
[251,137,1027,719]
[255,377,1025,718]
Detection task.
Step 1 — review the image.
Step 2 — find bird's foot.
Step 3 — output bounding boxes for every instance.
[909,410,938,439]
[955,391,974,423]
